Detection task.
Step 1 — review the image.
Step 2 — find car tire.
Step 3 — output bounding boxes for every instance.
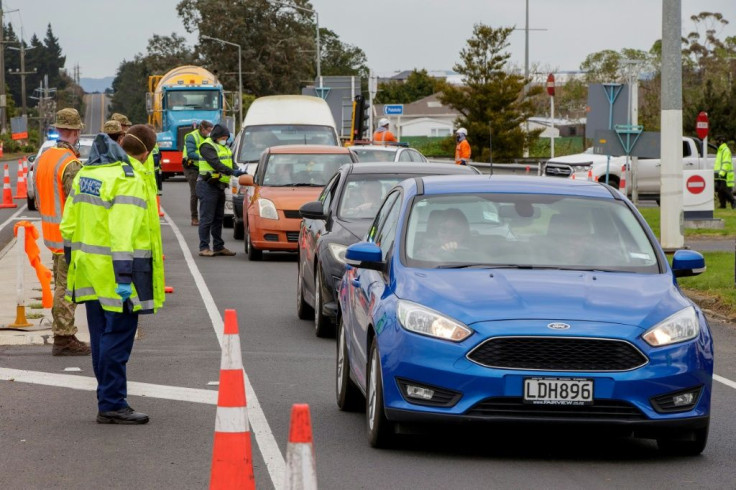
[245,221,262,261]
[314,264,334,337]
[297,260,314,320]
[657,425,709,456]
[336,317,362,412]
[26,196,36,211]
[367,338,394,448]
[233,217,244,240]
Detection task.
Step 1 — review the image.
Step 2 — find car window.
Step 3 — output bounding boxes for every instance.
[368,191,400,243]
[370,191,402,260]
[404,193,660,273]
[261,153,350,187]
[352,148,397,162]
[320,174,340,215]
[398,150,413,162]
[410,150,427,163]
[237,125,338,162]
[338,175,410,219]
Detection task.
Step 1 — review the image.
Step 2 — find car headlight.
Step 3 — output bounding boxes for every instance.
[397,300,472,342]
[328,243,348,264]
[258,198,278,220]
[642,306,700,347]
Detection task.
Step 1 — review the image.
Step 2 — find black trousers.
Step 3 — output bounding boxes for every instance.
[183,164,199,220]
[715,179,735,209]
[196,180,225,251]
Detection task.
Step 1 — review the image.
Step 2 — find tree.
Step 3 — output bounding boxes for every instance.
[110,57,149,125]
[319,28,368,78]
[145,33,196,75]
[375,69,439,104]
[437,24,539,161]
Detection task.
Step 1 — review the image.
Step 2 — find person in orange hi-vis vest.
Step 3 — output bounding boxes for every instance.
[373,118,397,144]
[35,108,91,356]
[455,127,471,165]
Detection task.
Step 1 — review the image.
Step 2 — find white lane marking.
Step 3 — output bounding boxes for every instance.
[165,212,285,489]
[714,374,736,390]
[0,204,28,233]
[0,368,217,405]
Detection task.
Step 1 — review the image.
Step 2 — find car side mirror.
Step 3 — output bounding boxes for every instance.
[672,250,705,278]
[238,174,254,186]
[299,200,326,220]
[345,242,384,271]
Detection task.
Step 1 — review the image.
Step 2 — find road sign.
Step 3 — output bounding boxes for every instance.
[686,174,706,195]
[593,130,661,158]
[696,111,709,139]
[383,104,404,116]
[546,74,555,97]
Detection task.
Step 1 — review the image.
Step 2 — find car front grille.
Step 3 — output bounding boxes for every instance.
[467,337,648,372]
[544,165,573,178]
[465,397,645,420]
[283,210,301,219]
[286,231,300,242]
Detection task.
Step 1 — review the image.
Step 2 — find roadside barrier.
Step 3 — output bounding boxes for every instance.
[9,222,53,328]
[284,403,317,490]
[0,163,18,208]
[210,309,255,490]
[13,159,27,199]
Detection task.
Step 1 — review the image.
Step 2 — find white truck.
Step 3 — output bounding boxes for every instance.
[543,137,716,201]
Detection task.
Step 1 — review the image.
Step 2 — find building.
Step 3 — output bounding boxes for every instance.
[374,93,460,138]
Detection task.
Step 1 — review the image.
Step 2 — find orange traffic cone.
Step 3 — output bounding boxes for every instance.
[0,163,18,209]
[162,254,174,294]
[210,309,255,490]
[14,159,27,199]
[587,168,593,181]
[620,164,627,194]
[157,195,164,217]
[284,404,317,490]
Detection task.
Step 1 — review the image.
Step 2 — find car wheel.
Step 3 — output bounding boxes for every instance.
[245,221,262,261]
[314,264,334,338]
[336,317,362,412]
[26,196,36,211]
[233,216,244,240]
[296,260,314,320]
[367,338,393,448]
[657,425,709,456]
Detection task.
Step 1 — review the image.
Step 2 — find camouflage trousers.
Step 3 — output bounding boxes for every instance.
[52,253,78,336]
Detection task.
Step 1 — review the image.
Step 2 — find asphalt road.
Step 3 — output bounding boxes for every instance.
[83,93,109,134]
[2,181,736,488]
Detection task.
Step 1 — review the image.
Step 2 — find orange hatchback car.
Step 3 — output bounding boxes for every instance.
[239,145,357,260]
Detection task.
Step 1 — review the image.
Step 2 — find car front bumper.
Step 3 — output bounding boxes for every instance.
[249,214,301,251]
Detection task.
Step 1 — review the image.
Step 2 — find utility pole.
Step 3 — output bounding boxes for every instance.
[660,0,684,250]
[8,35,36,116]
[0,1,6,133]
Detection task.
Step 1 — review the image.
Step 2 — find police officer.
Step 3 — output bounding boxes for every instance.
[714,140,735,209]
[182,120,213,226]
[455,127,471,165]
[196,124,244,256]
[35,108,91,356]
[60,125,163,424]
[373,118,397,144]
[110,113,132,133]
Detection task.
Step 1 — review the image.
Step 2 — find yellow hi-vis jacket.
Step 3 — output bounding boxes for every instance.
[60,158,163,313]
[182,130,206,167]
[198,137,233,185]
[715,143,734,188]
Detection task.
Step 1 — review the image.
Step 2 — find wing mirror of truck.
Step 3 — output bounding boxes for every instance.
[238,174,254,186]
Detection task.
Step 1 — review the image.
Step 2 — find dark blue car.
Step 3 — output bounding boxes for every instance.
[337,175,713,453]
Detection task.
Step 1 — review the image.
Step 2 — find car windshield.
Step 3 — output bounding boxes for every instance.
[352,148,398,162]
[404,193,660,273]
[261,153,351,187]
[165,90,220,111]
[338,175,410,219]
[237,125,338,162]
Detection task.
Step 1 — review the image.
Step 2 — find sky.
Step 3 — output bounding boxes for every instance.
[15,0,736,81]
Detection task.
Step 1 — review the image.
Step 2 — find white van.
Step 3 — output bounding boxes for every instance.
[230,95,340,238]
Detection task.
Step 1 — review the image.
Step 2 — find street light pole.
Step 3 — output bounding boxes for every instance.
[201,35,242,129]
[268,0,321,87]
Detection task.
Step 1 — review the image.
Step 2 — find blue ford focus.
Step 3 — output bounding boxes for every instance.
[336,175,713,454]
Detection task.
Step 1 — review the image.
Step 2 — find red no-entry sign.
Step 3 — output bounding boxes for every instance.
[546,74,555,97]
[686,174,706,194]
[696,111,709,140]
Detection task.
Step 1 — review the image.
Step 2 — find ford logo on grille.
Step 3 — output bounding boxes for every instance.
[548,322,571,330]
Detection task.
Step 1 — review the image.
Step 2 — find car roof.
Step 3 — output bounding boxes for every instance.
[345,162,476,176]
[416,175,619,199]
[267,144,351,155]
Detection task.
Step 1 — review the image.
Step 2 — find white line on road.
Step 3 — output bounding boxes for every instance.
[714,374,736,390]
[0,367,218,405]
[165,210,286,489]
[0,204,28,233]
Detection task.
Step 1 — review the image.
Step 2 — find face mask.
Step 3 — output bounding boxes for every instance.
[218,139,228,146]
[456,135,462,143]
[74,140,81,152]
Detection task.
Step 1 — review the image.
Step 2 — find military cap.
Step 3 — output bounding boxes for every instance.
[53,108,85,130]
[111,113,132,126]
[103,120,123,135]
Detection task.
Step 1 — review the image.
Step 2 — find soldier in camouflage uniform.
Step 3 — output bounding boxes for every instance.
[103,120,125,144]
[35,108,91,356]
[110,113,132,133]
